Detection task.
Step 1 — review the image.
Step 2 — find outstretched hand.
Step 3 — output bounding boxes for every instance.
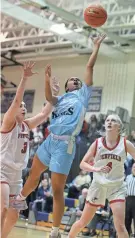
[23,62,38,78]
[91,33,106,47]
[45,64,51,78]
[51,77,60,96]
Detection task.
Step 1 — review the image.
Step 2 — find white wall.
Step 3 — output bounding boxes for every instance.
[128,53,135,118]
[2,52,135,118]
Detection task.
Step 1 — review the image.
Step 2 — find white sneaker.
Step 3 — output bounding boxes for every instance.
[49,232,61,238]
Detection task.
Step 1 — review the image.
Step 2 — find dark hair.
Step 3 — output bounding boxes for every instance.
[65,78,82,93]
[65,79,69,92]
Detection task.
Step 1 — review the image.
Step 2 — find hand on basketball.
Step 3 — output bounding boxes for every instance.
[45,64,51,78]
[51,77,60,96]
[100,165,111,173]
[23,62,38,78]
[95,165,111,173]
[91,33,106,47]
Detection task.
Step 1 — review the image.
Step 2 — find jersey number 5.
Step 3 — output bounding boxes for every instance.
[21,142,27,154]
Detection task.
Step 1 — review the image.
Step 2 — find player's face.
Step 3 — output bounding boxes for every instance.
[41,179,48,187]
[16,102,27,121]
[67,77,82,92]
[105,115,120,134]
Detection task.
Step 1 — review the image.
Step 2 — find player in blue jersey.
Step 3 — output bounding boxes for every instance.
[12,34,106,238]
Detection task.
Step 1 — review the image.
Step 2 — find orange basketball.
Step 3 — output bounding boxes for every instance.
[84,4,107,28]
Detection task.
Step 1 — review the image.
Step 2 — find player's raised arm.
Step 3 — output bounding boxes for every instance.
[126,140,135,160]
[24,77,60,129]
[84,34,106,86]
[45,65,58,105]
[1,62,37,132]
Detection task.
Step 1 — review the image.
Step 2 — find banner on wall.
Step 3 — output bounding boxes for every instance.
[1,90,35,113]
[87,87,103,112]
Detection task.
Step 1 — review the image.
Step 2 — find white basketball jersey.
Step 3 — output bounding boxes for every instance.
[93,136,127,187]
[0,122,29,170]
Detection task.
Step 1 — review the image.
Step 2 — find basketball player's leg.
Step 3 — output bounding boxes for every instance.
[2,182,25,238]
[49,140,76,237]
[110,201,129,238]
[108,183,128,238]
[68,203,97,238]
[68,180,106,237]
[51,172,67,227]
[1,208,19,238]
[20,138,51,198]
[21,154,48,197]
[1,183,10,233]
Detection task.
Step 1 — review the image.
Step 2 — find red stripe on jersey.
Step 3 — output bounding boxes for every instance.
[0,181,9,185]
[102,136,120,151]
[124,138,127,155]
[0,122,16,134]
[110,199,125,204]
[94,139,98,157]
[22,123,25,132]
[23,120,30,130]
[86,201,104,208]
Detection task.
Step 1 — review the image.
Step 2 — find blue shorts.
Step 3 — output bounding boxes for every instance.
[36,134,76,175]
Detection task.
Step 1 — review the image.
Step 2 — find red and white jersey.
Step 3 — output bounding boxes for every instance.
[0,122,29,170]
[93,136,127,187]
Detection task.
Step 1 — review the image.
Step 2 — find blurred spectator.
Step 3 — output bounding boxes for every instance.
[97,113,105,130]
[72,170,91,188]
[34,178,53,213]
[67,170,91,199]
[130,131,135,146]
[41,172,51,186]
[37,178,50,199]
[33,126,44,144]
[125,163,135,237]
[80,120,89,136]
[124,153,134,177]
[29,130,34,140]
[88,114,98,130]
[87,114,100,144]
[41,117,50,139]
[65,188,88,232]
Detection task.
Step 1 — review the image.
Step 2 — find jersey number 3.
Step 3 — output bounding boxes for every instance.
[21,142,27,154]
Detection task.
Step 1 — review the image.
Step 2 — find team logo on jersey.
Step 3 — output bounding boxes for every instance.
[91,197,98,203]
[52,107,74,119]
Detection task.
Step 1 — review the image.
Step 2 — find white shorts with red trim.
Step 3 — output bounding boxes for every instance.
[86,180,126,207]
[0,164,23,195]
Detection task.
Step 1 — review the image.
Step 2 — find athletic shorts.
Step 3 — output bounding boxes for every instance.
[36,134,76,175]
[86,180,127,207]
[0,164,23,195]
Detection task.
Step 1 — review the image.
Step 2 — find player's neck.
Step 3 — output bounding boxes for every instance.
[16,118,23,125]
[105,132,119,144]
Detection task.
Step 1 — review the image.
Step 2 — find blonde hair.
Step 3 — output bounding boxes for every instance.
[106,114,124,135]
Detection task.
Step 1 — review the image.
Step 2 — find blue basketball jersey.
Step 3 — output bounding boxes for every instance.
[48,83,92,135]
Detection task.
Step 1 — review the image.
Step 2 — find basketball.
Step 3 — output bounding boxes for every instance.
[84,4,107,28]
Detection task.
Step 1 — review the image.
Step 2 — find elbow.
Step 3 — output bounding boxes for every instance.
[80,161,84,170]
[89,81,93,86]
[46,95,53,104]
[86,64,94,70]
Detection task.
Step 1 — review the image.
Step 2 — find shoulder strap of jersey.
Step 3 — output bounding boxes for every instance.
[124,137,127,155]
